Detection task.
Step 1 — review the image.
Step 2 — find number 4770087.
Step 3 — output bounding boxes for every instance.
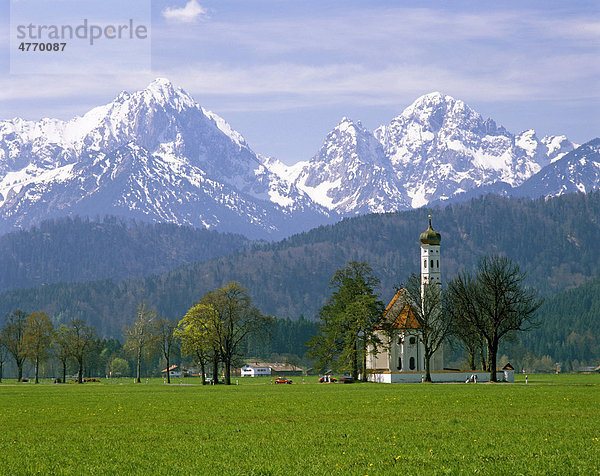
[18,43,66,52]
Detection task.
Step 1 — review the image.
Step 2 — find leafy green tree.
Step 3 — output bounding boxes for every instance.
[191,283,273,385]
[175,304,219,385]
[308,262,384,380]
[153,317,178,384]
[108,357,129,377]
[0,310,28,381]
[447,255,542,381]
[399,273,452,382]
[23,312,55,383]
[124,303,157,383]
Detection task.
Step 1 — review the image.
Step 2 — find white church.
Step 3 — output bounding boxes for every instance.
[366,216,514,383]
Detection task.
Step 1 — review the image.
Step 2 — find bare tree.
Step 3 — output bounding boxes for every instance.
[447,255,542,381]
[446,292,487,371]
[23,312,55,384]
[55,324,71,383]
[400,273,452,382]
[1,310,28,381]
[153,317,178,384]
[124,303,157,383]
[64,319,98,383]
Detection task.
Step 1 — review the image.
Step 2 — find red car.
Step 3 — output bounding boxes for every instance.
[274,377,292,384]
[319,376,337,383]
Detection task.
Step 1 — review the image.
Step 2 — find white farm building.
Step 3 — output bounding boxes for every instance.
[241,364,271,377]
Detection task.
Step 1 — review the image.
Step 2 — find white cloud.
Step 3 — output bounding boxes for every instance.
[162,0,207,24]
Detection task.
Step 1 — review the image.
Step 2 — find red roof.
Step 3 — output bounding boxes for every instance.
[161,365,178,373]
[377,289,420,330]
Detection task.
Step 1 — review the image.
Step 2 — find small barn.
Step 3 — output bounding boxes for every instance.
[268,362,303,376]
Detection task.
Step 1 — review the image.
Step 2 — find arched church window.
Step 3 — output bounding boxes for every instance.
[398,357,402,370]
[431,259,434,268]
[424,260,427,268]
[437,260,439,268]
[409,357,415,370]
[409,337,416,345]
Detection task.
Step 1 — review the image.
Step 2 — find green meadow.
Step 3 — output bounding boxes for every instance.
[1,375,599,475]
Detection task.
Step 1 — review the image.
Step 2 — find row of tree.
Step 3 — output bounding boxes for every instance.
[0,259,543,385]
[0,311,96,384]
[308,256,541,382]
[110,282,273,385]
[0,282,273,386]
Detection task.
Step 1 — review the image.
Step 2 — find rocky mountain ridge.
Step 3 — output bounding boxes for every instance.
[1,79,597,238]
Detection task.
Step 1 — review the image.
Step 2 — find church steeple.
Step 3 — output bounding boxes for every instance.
[420,215,441,286]
[420,215,441,246]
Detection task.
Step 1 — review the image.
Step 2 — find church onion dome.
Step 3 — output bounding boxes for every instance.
[419,215,441,245]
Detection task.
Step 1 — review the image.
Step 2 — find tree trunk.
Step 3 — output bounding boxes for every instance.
[224,360,231,385]
[62,360,66,384]
[136,349,142,383]
[479,345,487,371]
[361,340,368,382]
[17,361,23,382]
[166,354,171,384]
[351,344,358,380]
[488,338,499,382]
[200,359,206,385]
[78,359,83,383]
[212,353,219,385]
[0,360,3,383]
[35,356,39,384]
[468,348,476,371]
[424,353,432,382]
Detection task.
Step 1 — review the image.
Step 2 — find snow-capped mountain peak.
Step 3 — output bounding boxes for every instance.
[0,79,334,238]
[0,81,591,239]
[141,77,197,110]
[289,116,408,213]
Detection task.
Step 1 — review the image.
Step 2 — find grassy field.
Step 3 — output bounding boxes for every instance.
[0,374,599,475]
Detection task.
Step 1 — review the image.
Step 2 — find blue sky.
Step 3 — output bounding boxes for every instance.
[1,0,599,164]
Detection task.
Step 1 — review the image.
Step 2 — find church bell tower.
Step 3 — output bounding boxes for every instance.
[419,215,443,370]
[420,215,441,287]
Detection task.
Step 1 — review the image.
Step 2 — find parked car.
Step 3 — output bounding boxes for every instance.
[274,377,293,384]
[319,376,337,383]
[338,375,354,384]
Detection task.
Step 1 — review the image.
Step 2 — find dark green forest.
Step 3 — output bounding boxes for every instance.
[0,216,251,291]
[519,274,600,371]
[1,192,599,368]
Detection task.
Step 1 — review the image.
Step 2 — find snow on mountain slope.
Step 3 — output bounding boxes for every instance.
[513,138,600,198]
[291,118,409,213]
[0,81,589,238]
[374,92,575,208]
[0,79,329,238]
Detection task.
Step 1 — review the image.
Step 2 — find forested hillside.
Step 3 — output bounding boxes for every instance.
[521,275,600,370]
[1,192,600,341]
[0,216,251,292]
